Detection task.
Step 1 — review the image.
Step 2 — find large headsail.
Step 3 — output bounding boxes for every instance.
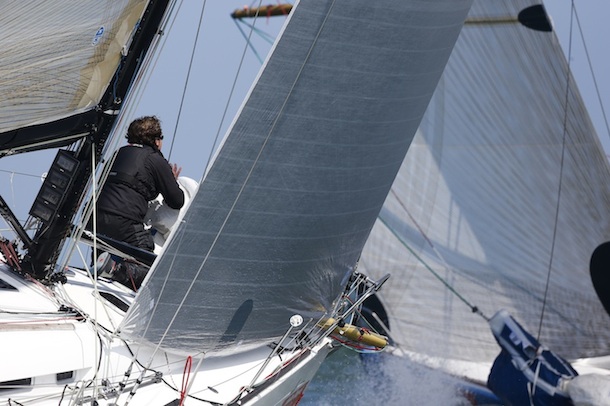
[121,0,474,355]
[360,0,610,365]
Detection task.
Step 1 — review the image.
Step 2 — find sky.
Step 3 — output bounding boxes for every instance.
[1,0,609,240]
[134,0,610,176]
[544,0,610,152]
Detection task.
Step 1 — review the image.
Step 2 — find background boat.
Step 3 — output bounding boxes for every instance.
[303,0,610,404]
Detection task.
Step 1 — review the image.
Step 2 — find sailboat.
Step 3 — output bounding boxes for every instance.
[357,0,610,403]
[0,0,474,404]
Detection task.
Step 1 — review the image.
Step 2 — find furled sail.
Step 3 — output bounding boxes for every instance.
[360,0,610,366]
[120,0,474,355]
[0,0,148,152]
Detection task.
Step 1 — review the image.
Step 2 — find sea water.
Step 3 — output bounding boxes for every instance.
[300,348,473,405]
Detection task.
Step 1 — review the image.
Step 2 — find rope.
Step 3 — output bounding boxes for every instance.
[179,356,193,405]
[234,20,266,64]
[572,4,610,142]
[198,0,270,184]
[381,189,488,321]
[389,189,461,281]
[0,168,40,178]
[0,169,42,227]
[537,0,574,340]
[166,0,206,162]
[126,263,138,292]
[0,240,21,270]
[527,355,543,406]
[236,19,277,45]
[379,215,487,321]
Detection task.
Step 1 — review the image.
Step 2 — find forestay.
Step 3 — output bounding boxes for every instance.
[360,0,610,364]
[120,0,473,355]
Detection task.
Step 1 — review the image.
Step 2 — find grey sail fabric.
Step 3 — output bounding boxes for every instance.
[0,0,147,135]
[120,0,473,354]
[360,0,610,365]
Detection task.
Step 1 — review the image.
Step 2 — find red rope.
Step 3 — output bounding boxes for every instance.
[330,334,382,352]
[179,355,193,405]
[123,263,138,292]
[0,240,21,270]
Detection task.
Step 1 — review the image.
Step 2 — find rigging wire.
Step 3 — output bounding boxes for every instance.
[537,1,575,340]
[235,19,277,45]
[179,356,193,406]
[0,168,40,178]
[376,182,492,322]
[197,3,277,183]
[165,0,207,162]
[233,19,275,64]
[0,168,41,227]
[571,4,610,142]
[378,208,488,322]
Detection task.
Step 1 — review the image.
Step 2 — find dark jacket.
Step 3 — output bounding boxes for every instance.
[97,144,184,222]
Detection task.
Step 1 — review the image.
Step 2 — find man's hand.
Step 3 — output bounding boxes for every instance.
[171,163,182,179]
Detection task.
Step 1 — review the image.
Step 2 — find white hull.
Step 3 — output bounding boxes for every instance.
[0,265,332,405]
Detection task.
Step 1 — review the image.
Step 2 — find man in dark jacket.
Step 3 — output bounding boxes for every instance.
[94,115,184,290]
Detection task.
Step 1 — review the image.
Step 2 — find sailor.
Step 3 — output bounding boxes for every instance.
[94,115,184,290]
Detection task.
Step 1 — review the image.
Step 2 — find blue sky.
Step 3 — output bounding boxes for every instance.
[1,0,609,232]
[135,0,610,179]
[545,0,610,152]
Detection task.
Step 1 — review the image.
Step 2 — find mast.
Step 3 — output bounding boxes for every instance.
[20,0,172,278]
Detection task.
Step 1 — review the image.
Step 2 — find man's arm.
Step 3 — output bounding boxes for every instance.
[150,154,185,209]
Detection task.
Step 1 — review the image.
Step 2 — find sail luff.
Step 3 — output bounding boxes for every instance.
[121,0,474,355]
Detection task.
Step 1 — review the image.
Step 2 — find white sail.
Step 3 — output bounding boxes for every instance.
[120,0,474,355]
[0,1,147,135]
[360,0,610,368]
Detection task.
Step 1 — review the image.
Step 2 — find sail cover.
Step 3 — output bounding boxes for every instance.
[360,0,610,365]
[0,1,147,146]
[121,0,473,354]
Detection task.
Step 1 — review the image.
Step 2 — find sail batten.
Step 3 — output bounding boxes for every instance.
[121,0,473,354]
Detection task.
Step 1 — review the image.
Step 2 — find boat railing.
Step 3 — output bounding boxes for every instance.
[240,270,391,398]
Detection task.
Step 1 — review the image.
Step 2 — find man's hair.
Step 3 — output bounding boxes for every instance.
[126,116,162,148]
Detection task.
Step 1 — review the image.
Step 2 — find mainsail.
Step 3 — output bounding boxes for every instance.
[121,0,474,354]
[360,0,610,367]
[0,0,148,151]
